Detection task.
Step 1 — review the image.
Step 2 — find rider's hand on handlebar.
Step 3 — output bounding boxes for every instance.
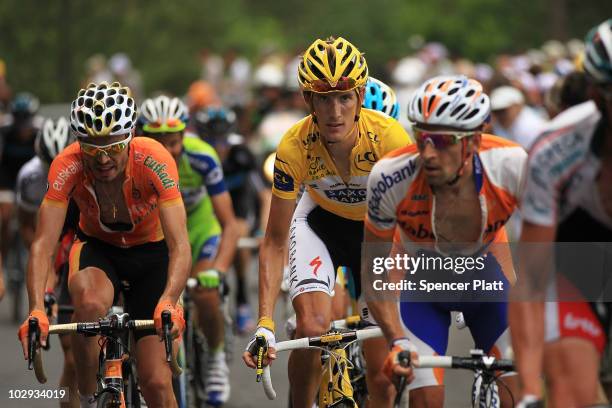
[153,300,185,340]
[18,309,49,359]
[383,337,418,383]
[243,317,277,369]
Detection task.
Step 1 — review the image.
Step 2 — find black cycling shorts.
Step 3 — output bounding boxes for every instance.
[69,233,169,341]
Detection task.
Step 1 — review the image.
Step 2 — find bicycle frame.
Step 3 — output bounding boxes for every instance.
[259,326,382,406]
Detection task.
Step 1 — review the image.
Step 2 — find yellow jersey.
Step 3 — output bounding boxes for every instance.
[272,108,411,220]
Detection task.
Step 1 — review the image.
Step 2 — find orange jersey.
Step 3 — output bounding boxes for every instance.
[44,138,182,248]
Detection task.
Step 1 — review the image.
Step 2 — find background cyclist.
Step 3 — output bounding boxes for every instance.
[138,95,239,406]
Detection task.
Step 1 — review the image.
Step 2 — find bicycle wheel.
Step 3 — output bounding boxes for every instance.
[184,306,206,407]
[96,391,123,408]
[123,360,141,408]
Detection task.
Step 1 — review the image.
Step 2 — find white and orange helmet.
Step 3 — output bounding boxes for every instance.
[408,75,490,130]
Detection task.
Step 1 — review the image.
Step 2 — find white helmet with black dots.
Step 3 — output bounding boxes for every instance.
[70,81,137,138]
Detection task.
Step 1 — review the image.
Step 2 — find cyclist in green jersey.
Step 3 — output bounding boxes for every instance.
[139,95,239,406]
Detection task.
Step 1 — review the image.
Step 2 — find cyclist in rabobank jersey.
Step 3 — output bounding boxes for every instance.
[242,36,411,408]
[365,75,526,407]
[17,82,189,408]
[510,19,612,407]
[138,95,239,406]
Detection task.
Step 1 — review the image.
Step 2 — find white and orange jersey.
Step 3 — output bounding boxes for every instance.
[365,134,527,251]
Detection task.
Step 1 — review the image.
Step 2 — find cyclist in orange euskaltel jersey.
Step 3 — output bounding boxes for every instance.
[17,82,190,408]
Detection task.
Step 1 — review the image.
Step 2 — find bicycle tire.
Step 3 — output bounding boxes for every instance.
[184,310,207,407]
[96,391,122,408]
[123,360,141,408]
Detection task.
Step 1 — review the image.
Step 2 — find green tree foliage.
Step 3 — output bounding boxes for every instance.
[1,0,610,102]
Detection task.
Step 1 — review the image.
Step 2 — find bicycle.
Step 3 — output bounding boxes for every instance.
[27,309,182,408]
[408,349,516,408]
[183,275,233,408]
[255,317,383,407]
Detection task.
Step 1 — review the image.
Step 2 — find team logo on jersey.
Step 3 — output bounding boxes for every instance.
[412,194,428,201]
[302,132,319,149]
[324,188,367,203]
[399,222,435,240]
[273,167,294,192]
[52,160,82,191]
[310,256,322,277]
[354,151,377,172]
[144,156,176,189]
[368,159,417,216]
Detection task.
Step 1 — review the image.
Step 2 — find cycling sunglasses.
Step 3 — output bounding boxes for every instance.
[412,127,475,150]
[311,77,357,93]
[142,118,186,133]
[79,134,132,157]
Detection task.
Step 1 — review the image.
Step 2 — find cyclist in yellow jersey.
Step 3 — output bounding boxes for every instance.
[242,36,411,407]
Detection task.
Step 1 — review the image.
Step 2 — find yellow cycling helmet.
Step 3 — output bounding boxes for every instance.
[298,37,368,93]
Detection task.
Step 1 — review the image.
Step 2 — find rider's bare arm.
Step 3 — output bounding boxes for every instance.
[210,191,240,273]
[257,188,272,234]
[159,203,191,304]
[258,195,295,319]
[509,221,556,398]
[17,207,36,249]
[26,201,67,312]
[363,228,406,343]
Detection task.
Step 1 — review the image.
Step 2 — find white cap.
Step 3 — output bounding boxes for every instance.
[253,63,284,88]
[490,86,524,111]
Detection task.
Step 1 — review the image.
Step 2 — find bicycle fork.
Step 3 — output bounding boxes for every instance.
[319,347,356,407]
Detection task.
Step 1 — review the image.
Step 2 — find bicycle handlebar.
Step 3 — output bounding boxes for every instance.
[416,355,515,372]
[29,317,182,383]
[260,327,383,400]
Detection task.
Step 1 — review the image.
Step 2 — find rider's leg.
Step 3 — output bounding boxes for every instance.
[191,256,224,349]
[363,337,396,407]
[68,266,114,396]
[135,336,178,408]
[331,281,348,320]
[544,337,600,407]
[59,334,79,408]
[539,301,605,407]
[400,301,449,407]
[235,218,255,333]
[122,242,178,408]
[290,291,333,408]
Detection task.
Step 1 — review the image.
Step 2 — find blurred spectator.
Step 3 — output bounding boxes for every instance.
[186,80,221,114]
[0,59,12,114]
[109,53,143,101]
[200,48,224,89]
[220,49,252,112]
[392,56,427,130]
[84,54,113,86]
[243,63,286,136]
[490,85,548,149]
[544,71,590,118]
